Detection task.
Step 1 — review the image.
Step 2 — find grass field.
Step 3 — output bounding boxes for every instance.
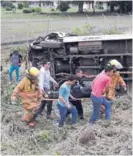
[1,77,132,155]
[1,11,132,44]
[1,6,104,19]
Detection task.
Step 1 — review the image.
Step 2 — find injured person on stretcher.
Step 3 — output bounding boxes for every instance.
[67,68,93,119]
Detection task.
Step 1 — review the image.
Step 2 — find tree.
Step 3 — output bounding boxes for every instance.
[118,1,132,13]
[70,1,94,13]
[23,1,30,8]
[18,3,24,10]
[1,1,15,9]
[78,1,84,13]
[57,1,70,12]
[109,1,132,13]
[92,1,95,13]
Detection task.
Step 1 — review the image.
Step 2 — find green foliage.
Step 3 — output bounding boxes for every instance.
[103,25,121,34]
[50,8,55,12]
[1,83,16,105]
[34,7,41,13]
[39,131,52,143]
[23,8,32,14]
[23,7,41,13]
[31,7,41,13]
[72,24,95,35]
[57,1,70,12]
[18,3,24,10]
[31,8,35,12]
[23,2,30,8]
[110,1,132,13]
[1,1,15,8]
[10,45,28,63]
[5,7,13,11]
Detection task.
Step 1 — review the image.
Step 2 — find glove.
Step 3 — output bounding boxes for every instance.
[11,96,17,104]
[123,86,127,92]
[44,94,49,98]
[11,101,17,105]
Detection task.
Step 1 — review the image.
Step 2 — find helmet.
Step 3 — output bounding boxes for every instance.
[26,67,40,77]
[109,59,123,69]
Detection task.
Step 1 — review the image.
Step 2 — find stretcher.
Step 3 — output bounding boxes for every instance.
[42,98,86,101]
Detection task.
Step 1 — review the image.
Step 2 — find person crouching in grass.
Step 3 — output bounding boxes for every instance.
[57,75,78,127]
[11,67,42,127]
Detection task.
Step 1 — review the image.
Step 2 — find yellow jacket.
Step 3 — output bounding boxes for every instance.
[11,77,42,110]
[104,71,126,100]
[110,71,125,88]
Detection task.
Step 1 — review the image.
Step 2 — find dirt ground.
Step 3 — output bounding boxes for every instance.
[1,58,132,155]
[1,75,132,155]
[1,47,132,155]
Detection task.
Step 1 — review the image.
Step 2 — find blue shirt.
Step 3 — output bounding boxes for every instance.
[58,83,71,107]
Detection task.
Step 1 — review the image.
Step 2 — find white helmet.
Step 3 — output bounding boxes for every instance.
[109,59,123,69]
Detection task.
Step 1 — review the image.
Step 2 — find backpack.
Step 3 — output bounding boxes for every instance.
[11,53,20,66]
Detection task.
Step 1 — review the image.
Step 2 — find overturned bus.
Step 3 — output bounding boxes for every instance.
[28,32,132,88]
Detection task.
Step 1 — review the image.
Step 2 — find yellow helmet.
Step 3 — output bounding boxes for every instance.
[26,67,40,77]
[109,59,123,69]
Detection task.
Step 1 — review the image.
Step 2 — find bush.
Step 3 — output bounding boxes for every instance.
[72,24,95,35]
[103,25,121,34]
[57,1,70,12]
[2,1,15,9]
[34,7,41,13]
[5,7,13,11]
[18,3,24,10]
[50,8,55,12]
[23,8,32,13]
[31,8,35,12]
[31,7,41,13]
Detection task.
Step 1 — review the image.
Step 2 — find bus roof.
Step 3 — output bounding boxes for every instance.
[63,34,133,43]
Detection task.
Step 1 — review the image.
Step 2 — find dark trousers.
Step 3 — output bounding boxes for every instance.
[69,100,84,118]
[38,100,52,115]
[33,100,52,120]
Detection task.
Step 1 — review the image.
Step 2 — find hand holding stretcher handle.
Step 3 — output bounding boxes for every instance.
[42,97,82,101]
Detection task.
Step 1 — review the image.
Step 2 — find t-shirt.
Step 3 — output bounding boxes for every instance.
[58,83,71,107]
[10,53,22,66]
[91,72,111,97]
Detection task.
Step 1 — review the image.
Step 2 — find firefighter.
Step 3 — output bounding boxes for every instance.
[104,59,127,100]
[11,67,42,127]
[100,59,127,114]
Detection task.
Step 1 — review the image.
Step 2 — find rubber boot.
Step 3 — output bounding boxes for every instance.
[22,113,33,122]
[22,113,30,122]
[28,121,36,127]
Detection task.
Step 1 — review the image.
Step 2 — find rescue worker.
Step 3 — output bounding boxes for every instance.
[100,59,127,114]
[102,59,127,100]
[11,67,42,127]
[104,59,127,100]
